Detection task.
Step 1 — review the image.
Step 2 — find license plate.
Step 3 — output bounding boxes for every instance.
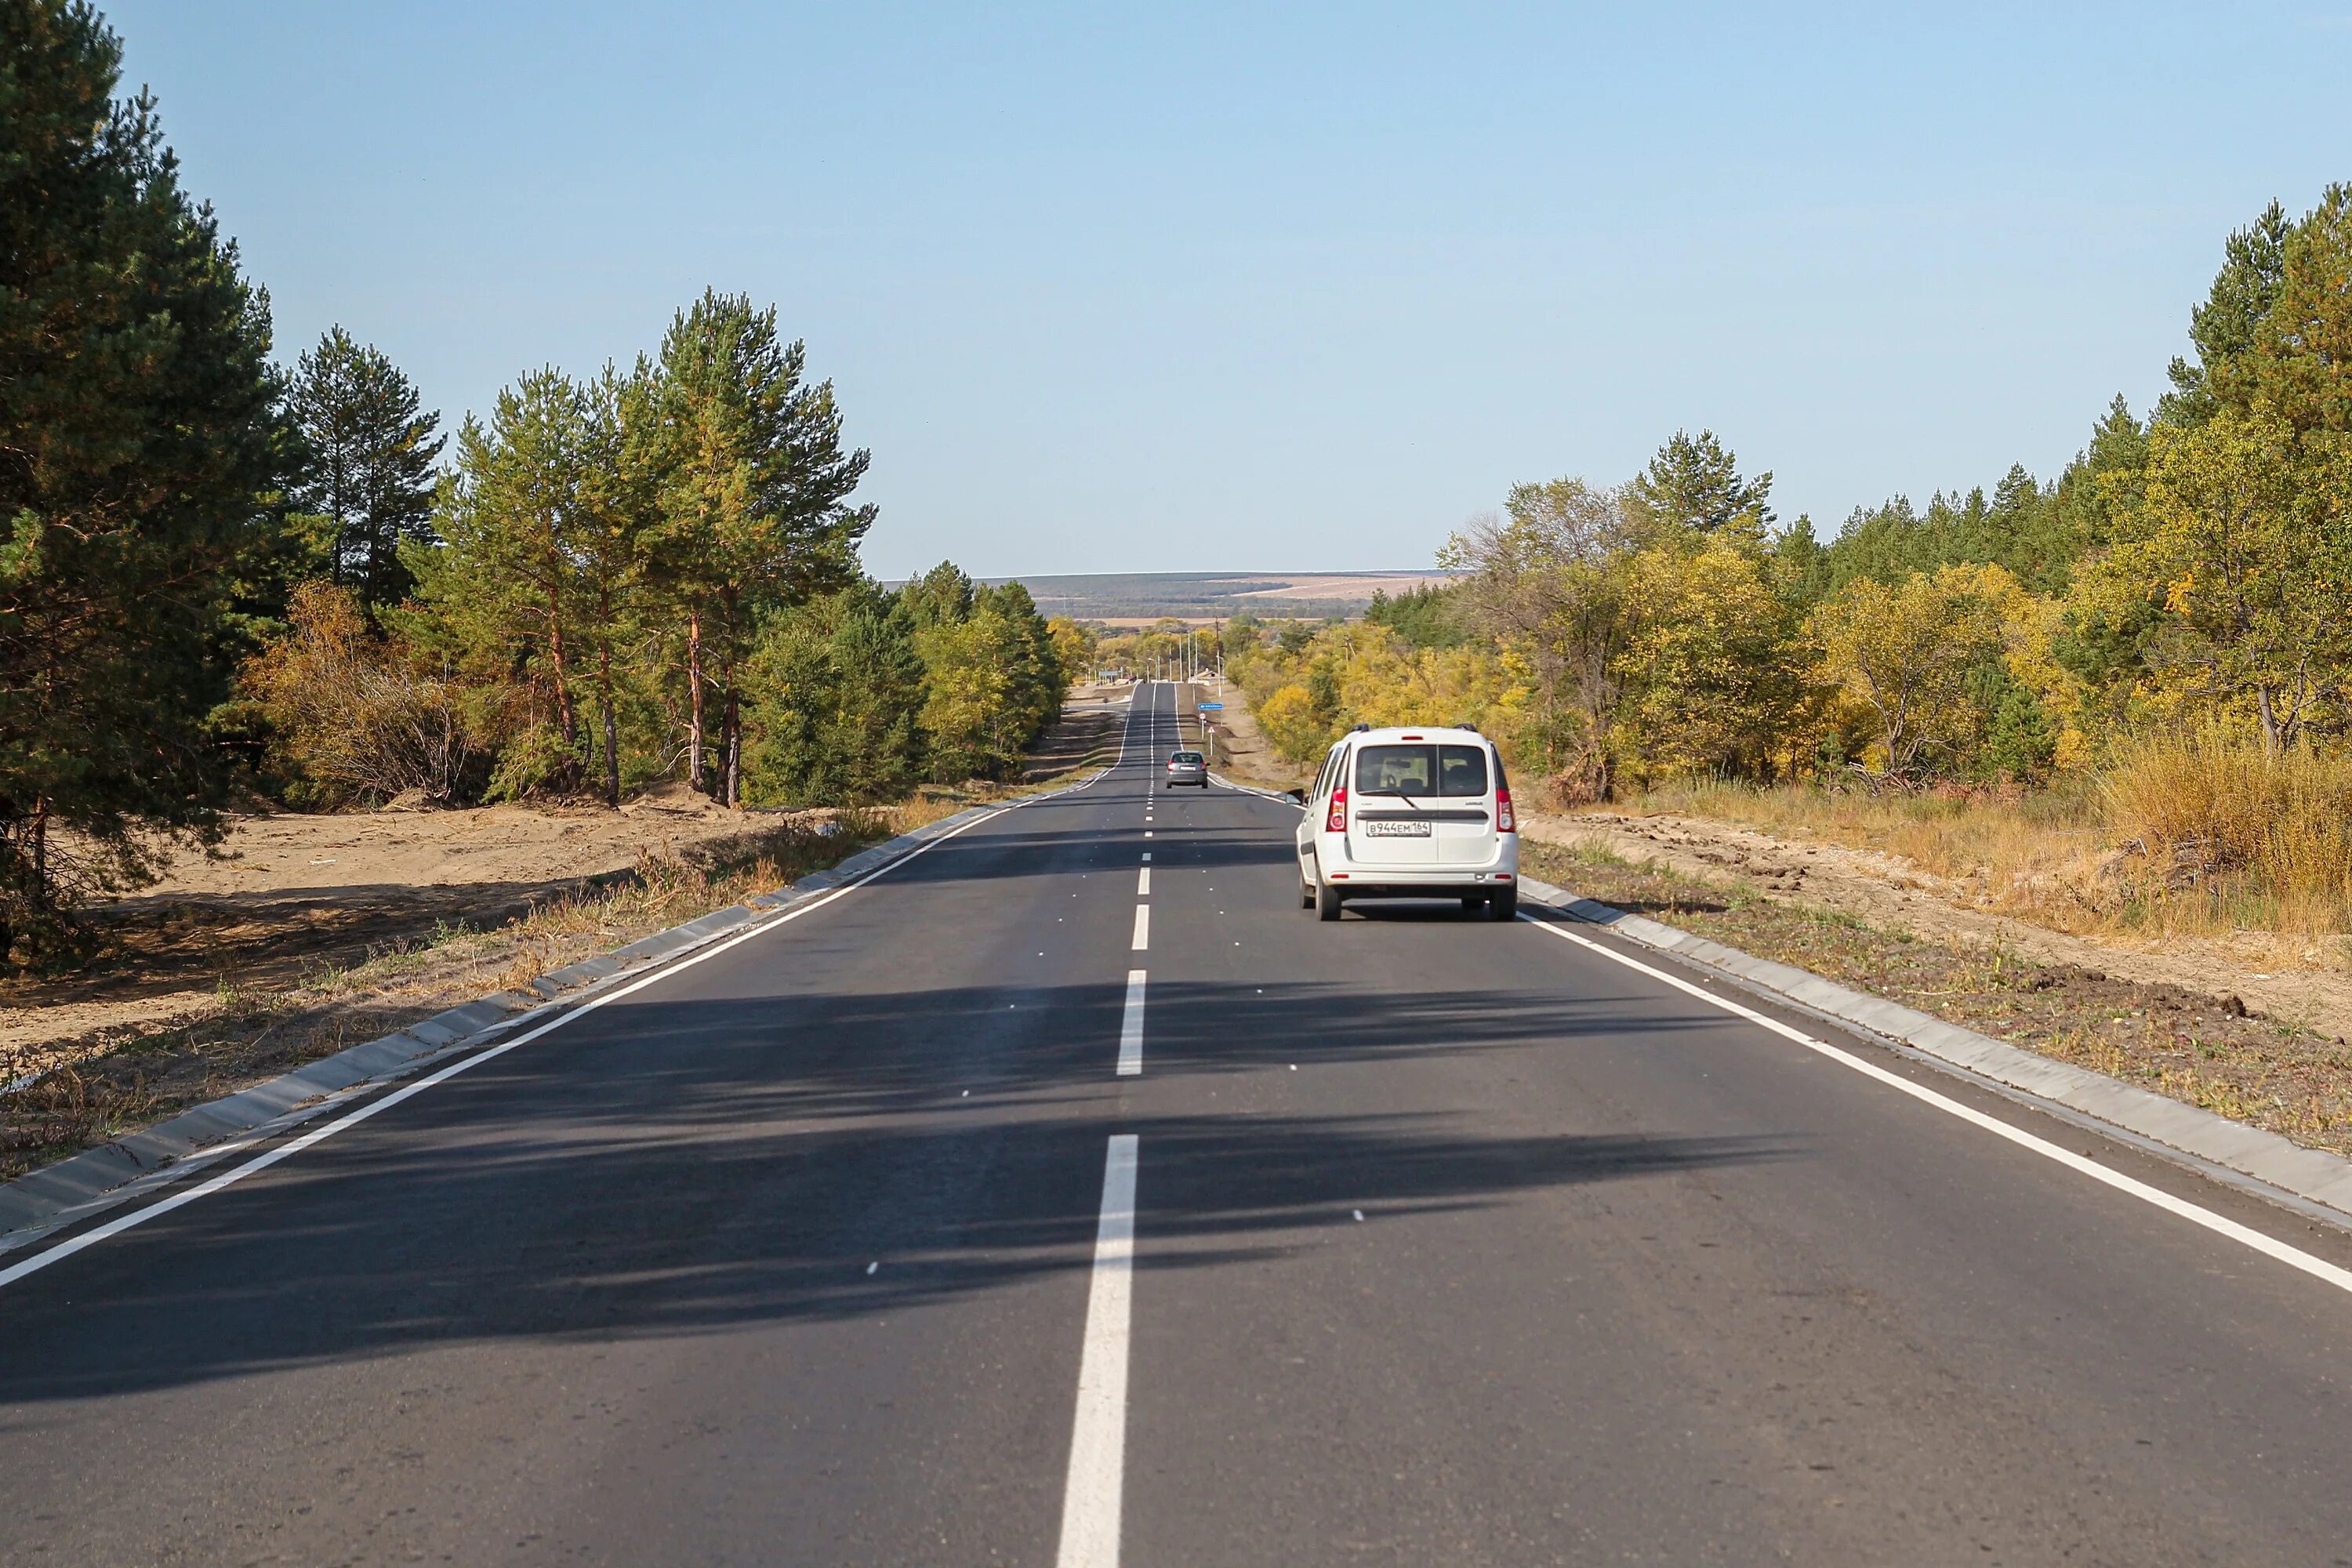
[1361,819,1432,837]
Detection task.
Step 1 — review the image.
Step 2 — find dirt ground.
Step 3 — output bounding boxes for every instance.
[1189,681,1308,791]
[3,785,798,1065]
[1523,811,2352,1044]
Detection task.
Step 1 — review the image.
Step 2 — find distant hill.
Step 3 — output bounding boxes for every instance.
[964,571,1455,625]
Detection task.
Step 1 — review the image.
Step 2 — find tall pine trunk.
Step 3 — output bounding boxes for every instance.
[543,575,577,750]
[724,685,742,807]
[599,640,620,807]
[686,609,706,793]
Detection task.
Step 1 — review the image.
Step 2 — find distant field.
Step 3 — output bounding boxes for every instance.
[965,570,1454,622]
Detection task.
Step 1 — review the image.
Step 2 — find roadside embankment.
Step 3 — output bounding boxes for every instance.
[1185,679,1307,792]
[1519,824,2352,1160]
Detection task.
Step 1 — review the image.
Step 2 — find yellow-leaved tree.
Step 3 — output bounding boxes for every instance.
[1254,684,1327,763]
[2077,410,2352,753]
[1811,564,2030,779]
[1617,539,1809,781]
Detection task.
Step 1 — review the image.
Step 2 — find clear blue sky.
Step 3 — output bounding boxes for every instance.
[108,2,2352,579]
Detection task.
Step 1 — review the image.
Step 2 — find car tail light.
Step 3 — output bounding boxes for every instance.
[1496,786,1515,833]
[1326,786,1347,833]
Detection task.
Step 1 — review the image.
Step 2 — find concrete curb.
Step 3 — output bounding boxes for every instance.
[0,786,1088,1253]
[1515,874,2352,1224]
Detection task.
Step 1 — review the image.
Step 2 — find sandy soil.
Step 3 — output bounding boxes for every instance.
[3,786,808,1061]
[134,784,748,898]
[1525,810,2352,1042]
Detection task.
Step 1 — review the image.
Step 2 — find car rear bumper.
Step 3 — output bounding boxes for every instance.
[1323,873,1515,895]
[1319,852,1517,896]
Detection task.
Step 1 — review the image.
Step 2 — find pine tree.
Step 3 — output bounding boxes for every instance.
[2159,200,2293,427]
[419,369,597,796]
[745,583,927,804]
[1625,430,1775,548]
[575,367,652,805]
[288,325,444,619]
[637,291,875,804]
[0,1,292,956]
[898,561,977,629]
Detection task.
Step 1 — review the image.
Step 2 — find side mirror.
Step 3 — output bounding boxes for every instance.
[1285,788,1307,804]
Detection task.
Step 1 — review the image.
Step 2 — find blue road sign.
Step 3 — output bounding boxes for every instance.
[1197,702,1223,710]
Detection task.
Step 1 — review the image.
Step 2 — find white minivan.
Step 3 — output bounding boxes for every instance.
[1294,724,1519,922]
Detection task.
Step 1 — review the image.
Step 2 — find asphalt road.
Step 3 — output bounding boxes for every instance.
[5,681,2352,1566]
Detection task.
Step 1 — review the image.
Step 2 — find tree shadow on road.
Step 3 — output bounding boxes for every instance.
[0,975,1795,1404]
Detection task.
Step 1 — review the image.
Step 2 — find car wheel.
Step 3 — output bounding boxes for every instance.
[1316,881,1343,921]
[1487,887,1519,922]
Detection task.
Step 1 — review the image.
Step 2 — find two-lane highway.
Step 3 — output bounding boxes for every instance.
[5,681,2352,1565]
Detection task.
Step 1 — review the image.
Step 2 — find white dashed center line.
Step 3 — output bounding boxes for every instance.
[1118,970,1145,1076]
[1055,1134,1139,1568]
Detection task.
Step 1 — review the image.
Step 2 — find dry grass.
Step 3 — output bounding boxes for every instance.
[1633,729,2352,956]
[1631,775,2113,926]
[2100,724,2352,934]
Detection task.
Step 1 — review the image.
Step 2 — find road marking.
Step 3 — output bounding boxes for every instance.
[0,797,1029,1294]
[1140,852,1151,862]
[1131,905,1149,951]
[1520,913,2352,1301]
[1136,867,1150,896]
[1056,1134,1139,1568]
[1119,970,1145,1076]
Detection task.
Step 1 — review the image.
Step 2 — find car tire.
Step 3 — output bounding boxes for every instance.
[1316,881,1344,922]
[1301,881,1316,909]
[1487,886,1519,922]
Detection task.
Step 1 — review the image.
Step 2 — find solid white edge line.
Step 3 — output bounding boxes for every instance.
[1055,1133,1139,1568]
[1130,904,1149,952]
[1118,969,1146,1077]
[1517,912,2352,1299]
[0,794,1040,1295]
[1062,673,1139,794]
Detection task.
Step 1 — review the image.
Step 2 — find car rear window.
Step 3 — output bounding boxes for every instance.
[1171,751,1203,763]
[1438,744,1489,797]
[1353,743,1490,797]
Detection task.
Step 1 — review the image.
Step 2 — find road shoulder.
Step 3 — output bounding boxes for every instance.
[1515,863,2352,1229]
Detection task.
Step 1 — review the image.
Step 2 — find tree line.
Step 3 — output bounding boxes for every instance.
[0,4,1067,960]
[1232,182,2352,802]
